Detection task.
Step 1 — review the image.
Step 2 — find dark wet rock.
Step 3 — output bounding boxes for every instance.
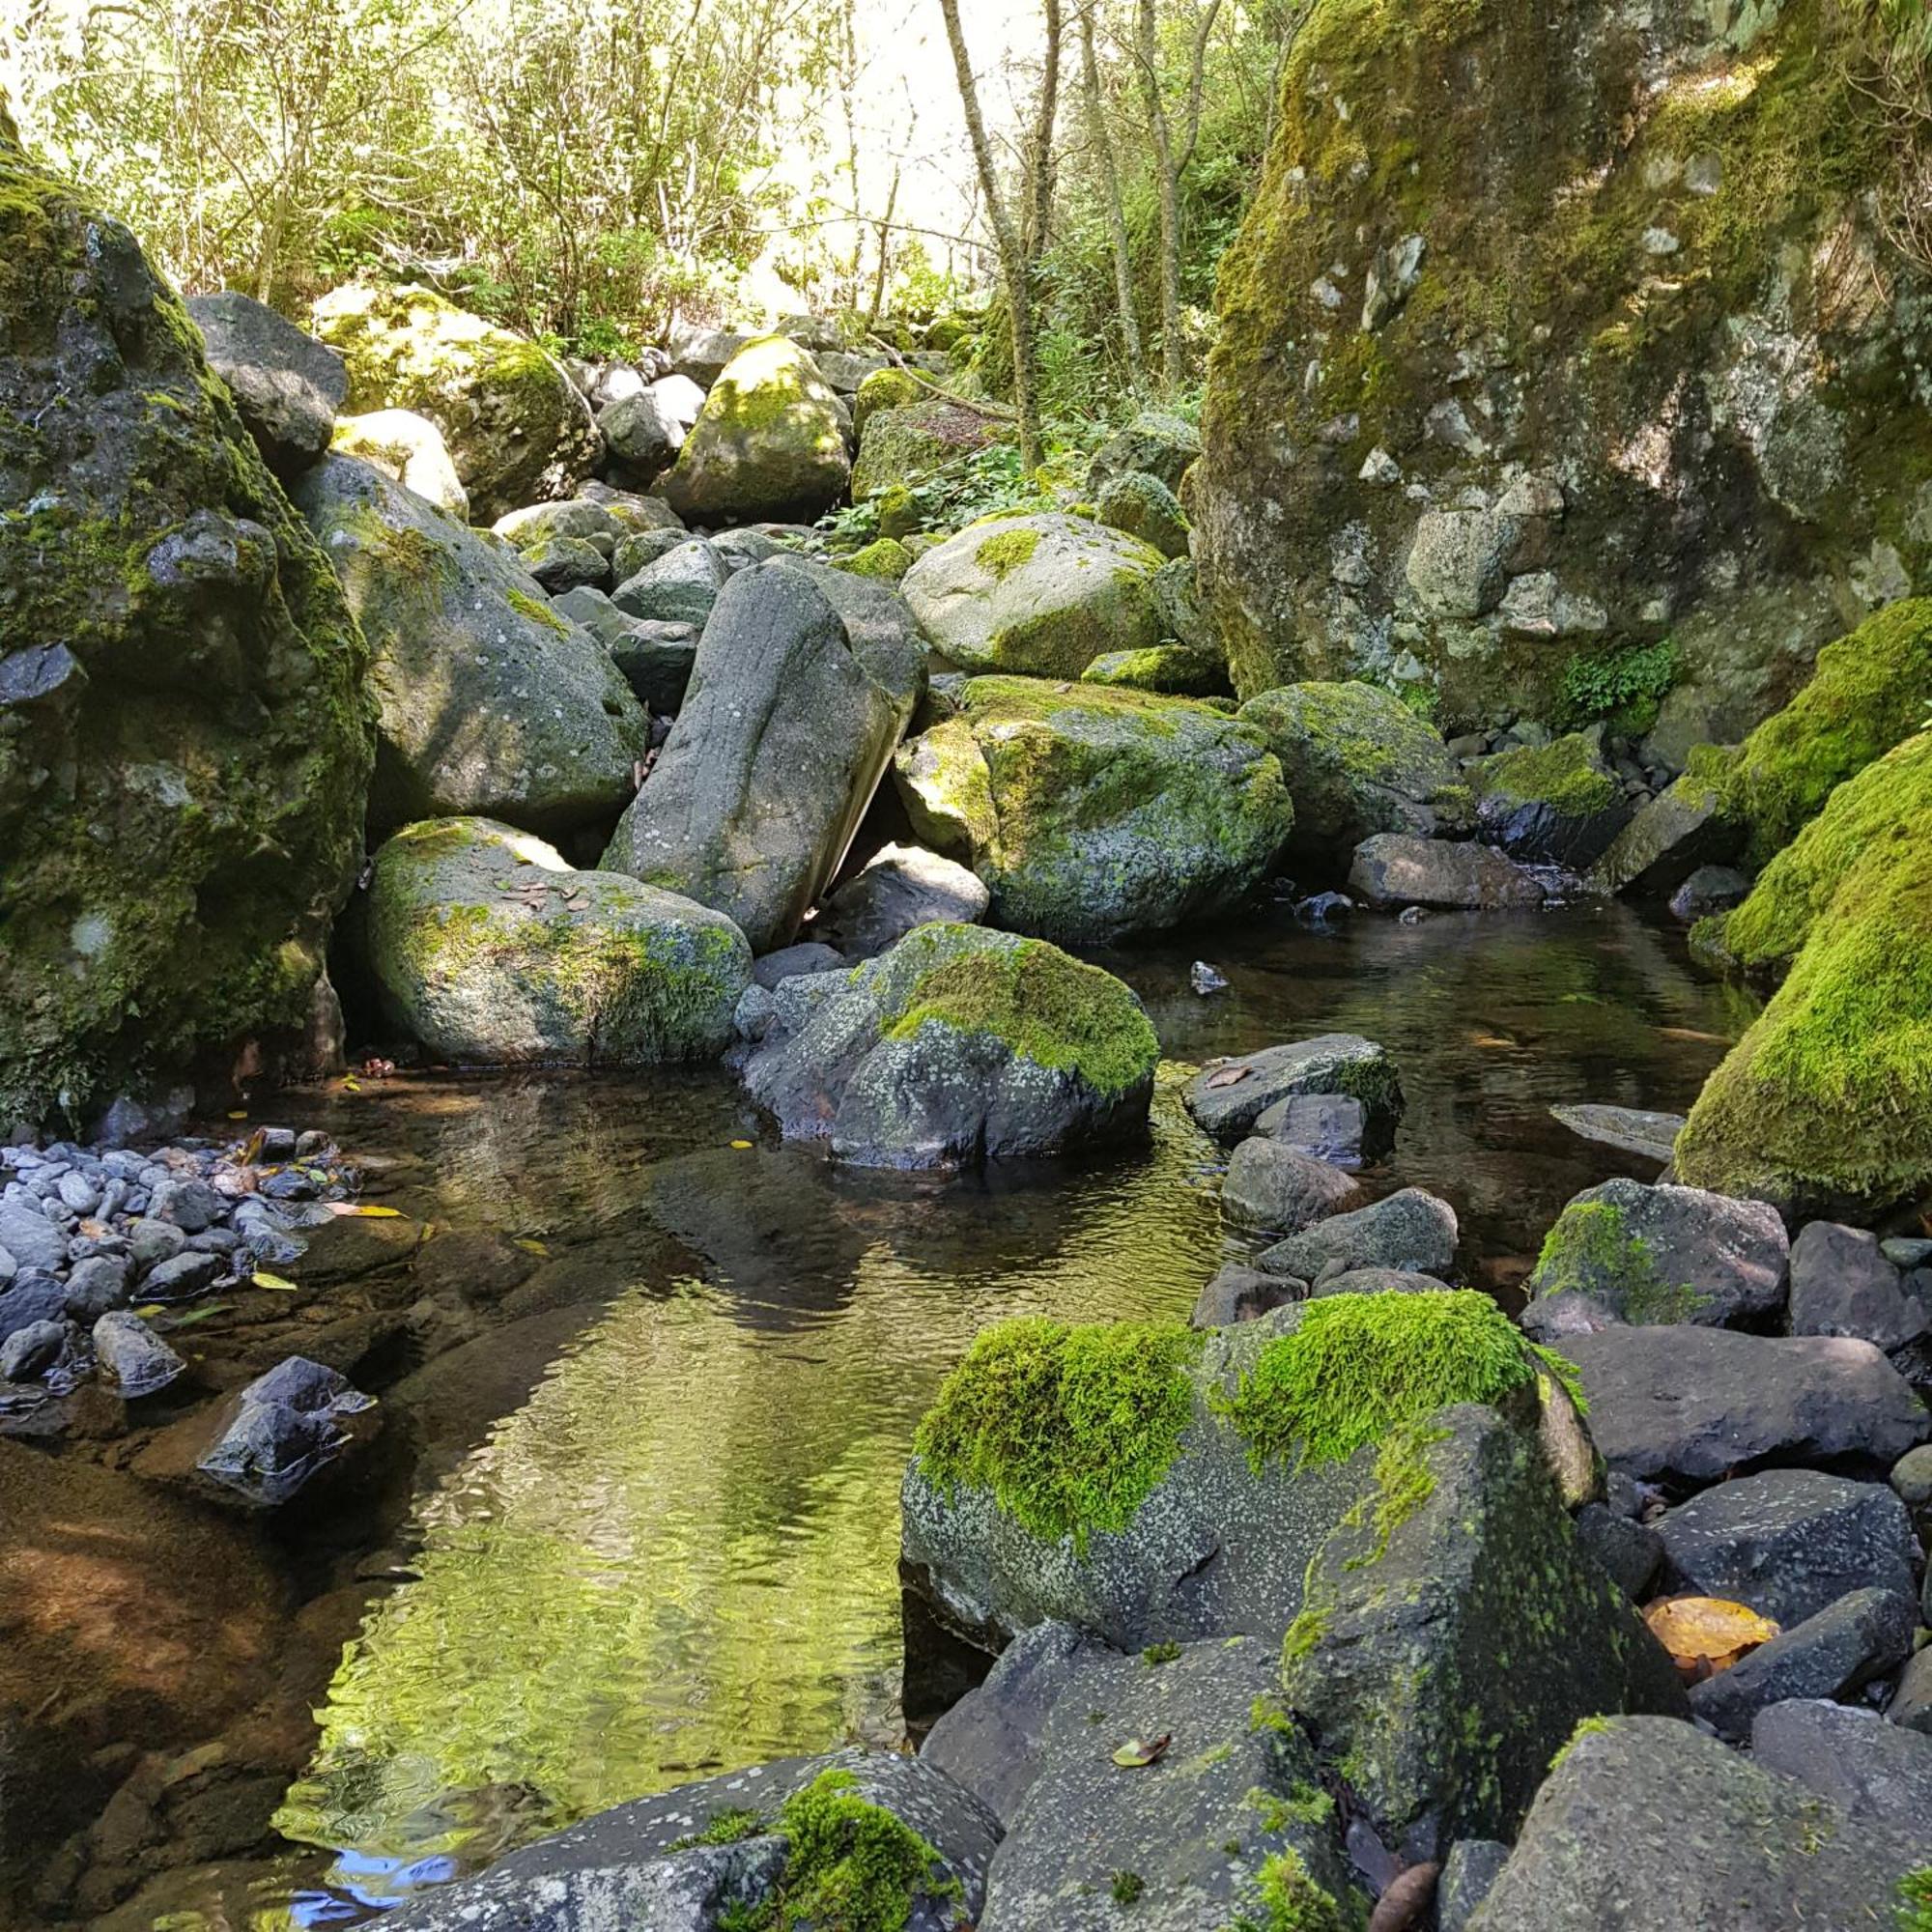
[0,1319,74,1382]
[1189,1263,1298,1329]
[604,563,923,953]
[0,1274,67,1344]
[1573,1502,1662,1602]
[378,1747,995,1932]
[1258,1188,1458,1281]
[1669,863,1751,922]
[1560,1326,1929,1482]
[819,844,989,959]
[1281,1405,1683,1860]
[1182,1035,1402,1144]
[1520,1178,1788,1338]
[978,1634,1364,1932]
[1589,764,1742,898]
[92,1311,186,1397]
[185,291,346,476]
[142,1252,224,1301]
[1688,1588,1916,1742]
[1789,1220,1929,1352]
[152,1178,225,1234]
[1312,1267,1451,1297]
[1752,1697,1932,1836]
[1655,1469,1918,1626]
[1348,834,1547,910]
[1472,1716,1932,1931]
[194,1356,376,1508]
[919,1621,1094,1828]
[1436,1837,1509,1932]
[1220,1139,1360,1235]
[1548,1103,1683,1166]
[742,923,1157,1170]
[1252,1092,1379,1167]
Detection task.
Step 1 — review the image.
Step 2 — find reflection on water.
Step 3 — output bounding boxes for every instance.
[179,903,1751,1922]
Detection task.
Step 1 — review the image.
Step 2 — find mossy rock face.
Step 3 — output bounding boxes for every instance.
[850,400,1002,504]
[310,283,597,524]
[900,514,1168,678]
[743,922,1160,1170]
[1195,0,1932,724]
[892,676,1293,943]
[1474,727,1632,867]
[1675,729,1932,1211]
[836,536,914,582]
[662,334,852,525]
[1095,470,1191,560]
[362,817,750,1065]
[0,123,374,1132]
[1081,642,1227,697]
[292,454,650,838]
[1088,412,1202,496]
[1239,680,1462,859]
[1520,1177,1790,1338]
[852,366,922,434]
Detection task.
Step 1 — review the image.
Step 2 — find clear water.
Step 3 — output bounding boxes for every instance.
[76,903,1755,1928]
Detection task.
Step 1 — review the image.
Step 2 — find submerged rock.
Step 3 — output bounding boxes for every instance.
[92,1311,185,1397]
[742,923,1158,1169]
[1348,834,1547,910]
[195,1356,375,1507]
[893,677,1291,943]
[364,818,751,1066]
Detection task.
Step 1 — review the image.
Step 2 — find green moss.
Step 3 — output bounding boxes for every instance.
[1248,1783,1334,1833]
[854,367,923,434]
[1342,1420,1449,1571]
[506,586,569,634]
[1480,733,1619,817]
[977,526,1043,579]
[1112,1870,1147,1905]
[837,537,914,582]
[1896,1866,1932,1932]
[1143,1641,1184,1664]
[728,1769,960,1932]
[885,928,1160,1099]
[668,1805,769,1850]
[1549,1713,1615,1772]
[1531,1201,1709,1324]
[913,1316,1203,1549]
[1082,644,1226,697]
[1723,600,1932,864]
[852,401,1001,503]
[1228,1848,1352,1932]
[1216,1291,1583,1474]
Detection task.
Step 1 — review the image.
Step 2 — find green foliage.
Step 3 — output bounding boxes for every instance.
[1897,1866,1932,1932]
[1229,1848,1352,1932]
[1143,1640,1184,1664]
[1549,1714,1615,1772]
[824,440,1039,550]
[914,1317,1203,1550]
[1216,1292,1583,1475]
[1558,640,1678,732]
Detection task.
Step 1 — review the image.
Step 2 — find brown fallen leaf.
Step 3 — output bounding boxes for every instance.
[1111,1734,1172,1768]
[1643,1594,1778,1683]
[1205,1065,1252,1090]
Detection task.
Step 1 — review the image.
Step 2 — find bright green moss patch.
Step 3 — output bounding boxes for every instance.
[977,526,1043,579]
[1532,1201,1709,1325]
[669,1805,768,1850]
[507,586,570,634]
[837,537,915,582]
[1230,1848,1351,1932]
[1342,1420,1449,1571]
[728,1769,959,1932]
[1217,1291,1583,1474]
[1896,1866,1932,1932]
[1550,1713,1616,1772]
[1480,732,1619,817]
[914,1316,1203,1549]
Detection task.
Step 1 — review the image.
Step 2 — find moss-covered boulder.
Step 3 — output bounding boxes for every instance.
[850,399,1002,503]
[1674,730,1932,1210]
[1590,748,1741,896]
[661,334,851,525]
[0,116,374,1132]
[1196,0,1932,724]
[1088,412,1202,495]
[1095,470,1190,559]
[1080,642,1226,696]
[1239,680,1463,860]
[853,365,923,434]
[900,514,1167,677]
[1474,728,1632,867]
[310,283,596,524]
[329,409,469,518]
[292,454,650,838]
[836,536,914,582]
[743,922,1158,1168]
[902,1291,1596,1655]
[892,677,1292,942]
[363,818,749,1065]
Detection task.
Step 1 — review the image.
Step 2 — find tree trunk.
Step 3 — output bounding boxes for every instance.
[1079,3,1145,390]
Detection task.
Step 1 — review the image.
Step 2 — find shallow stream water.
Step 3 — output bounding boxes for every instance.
[59,902,1755,1928]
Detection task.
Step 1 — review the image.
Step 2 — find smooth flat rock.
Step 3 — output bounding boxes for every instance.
[1548,1103,1684,1166]
[1752,1698,1932,1838]
[1348,834,1547,910]
[1182,1036,1401,1144]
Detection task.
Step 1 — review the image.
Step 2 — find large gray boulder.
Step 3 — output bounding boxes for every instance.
[602,562,923,952]
[1258,1188,1459,1281]
[1752,1698,1932,1838]
[330,407,469,518]
[1349,833,1548,909]
[1182,1035,1403,1143]
[293,454,650,837]
[186,290,346,476]
[742,923,1159,1169]
[379,1747,997,1932]
[1520,1177,1789,1338]
[1560,1325,1929,1482]
[597,384,683,484]
[1220,1139,1360,1236]
[1281,1406,1684,1860]
[1471,1717,1932,1930]
[364,818,750,1066]
[612,538,732,627]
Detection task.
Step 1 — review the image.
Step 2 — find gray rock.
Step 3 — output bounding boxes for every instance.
[1559,1325,1929,1482]
[142,1251,224,1300]
[750,942,847,990]
[521,533,609,594]
[1520,1177,1789,1338]
[1281,1406,1686,1858]
[493,498,626,553]
[979,1635,1363,1932]
[54,1168,101,1215]
[196,1355,376,1507]
[62,1254,130,1321]
[380,1747,994,1932]
[551,586,698,712]
[0,1319,73,1382]
[1348,834,1547,910]
[1220,1139,1359,1235]
[185,290,346,475]
[1405,508,1518,618]
[603,563,923,953]
[1189,1263,1298,1328]
[1437,1838,1509,1932]
[1573,1502,1662,1601]
[1472,1716,1932,1931]
[331,406,469,517]
[611,526,696,582]
[0,1274,67,1345]
[1888,1646,1932,1734]
[1752,1698,1932,1837]
[127,1217,187,1269]
[1311,1267,1451,1297]
[151,1176,226,1234]
[668,324,752,388]
[1252,1092,1379,1167]
[1688,1588,1916,1741]
[819,844,989,959]
[1789,1220,1928,1352]
[1656,1469,1918,1626]
[1182,1035,1402,1144]
[92,1310,185,1396]
[611,538,732,627]
[1669,864,1750,921]
[0,1203,67,1274]
[598,386,683,483]
[1590,768,1742,897]
[1258,1188,1458,1281]
[1087,411,1201,495]
[294,455,651,838]
[1548,1103,1683,1166]
[1891,1442,1932,1507]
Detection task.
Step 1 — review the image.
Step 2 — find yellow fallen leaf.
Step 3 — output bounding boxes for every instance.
[730,1139,753,1150]
[1111,1735,1172,1768]
[343,1076,362,1092]
[134,1304,165,1318]
[1643,1595,1779,1683]
[348,1205,403,1217]
[250,1270,299,1293]
[514,1237,550,1256]
[227,1110,248,1121]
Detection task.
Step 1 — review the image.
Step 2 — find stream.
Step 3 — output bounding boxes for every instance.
[66,901,1754,1929]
